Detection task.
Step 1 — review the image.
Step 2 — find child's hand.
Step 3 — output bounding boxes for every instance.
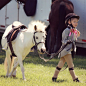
[77,30,80,37]
[67,40,72,44]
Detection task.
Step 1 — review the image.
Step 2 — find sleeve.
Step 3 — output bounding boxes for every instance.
[62,28,70,44]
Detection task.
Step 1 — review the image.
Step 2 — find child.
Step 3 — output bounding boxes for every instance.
[52,13,80,82]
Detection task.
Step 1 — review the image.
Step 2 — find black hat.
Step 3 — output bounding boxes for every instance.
[65,13,80,25]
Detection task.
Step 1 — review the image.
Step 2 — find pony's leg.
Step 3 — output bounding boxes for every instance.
[19,62,26,80]
[5,51,11,77]
[12,57,18,77]
[18,56,26,80]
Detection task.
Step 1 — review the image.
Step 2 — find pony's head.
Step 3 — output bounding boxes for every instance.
[30,21,47,53]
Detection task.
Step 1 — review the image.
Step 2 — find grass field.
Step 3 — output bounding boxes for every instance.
[0,48,86,86]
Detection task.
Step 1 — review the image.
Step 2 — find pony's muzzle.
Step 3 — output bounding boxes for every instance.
[41,49,46,53]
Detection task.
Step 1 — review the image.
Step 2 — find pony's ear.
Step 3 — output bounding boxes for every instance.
[34,25,37,31]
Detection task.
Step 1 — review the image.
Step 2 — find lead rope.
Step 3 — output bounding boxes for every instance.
[38,42,72,62]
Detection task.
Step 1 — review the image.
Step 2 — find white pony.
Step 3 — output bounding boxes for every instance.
[1,21,47,80]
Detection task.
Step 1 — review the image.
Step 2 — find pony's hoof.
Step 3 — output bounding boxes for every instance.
[6,75,8,77]
[24,78,27,81]
[52,77,57,82]
[8,75,12,77]
[12,75,16,77]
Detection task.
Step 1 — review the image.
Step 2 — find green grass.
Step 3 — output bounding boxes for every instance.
[0,48,86,86]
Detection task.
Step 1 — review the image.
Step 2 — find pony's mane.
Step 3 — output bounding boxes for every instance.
[28,21,47,33]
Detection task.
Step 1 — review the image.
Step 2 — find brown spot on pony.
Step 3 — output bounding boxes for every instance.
[46,0,74,54]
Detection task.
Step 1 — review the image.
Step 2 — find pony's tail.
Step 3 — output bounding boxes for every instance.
[4,56,14,73]
[10,57,14,72]
[4,57,7,71]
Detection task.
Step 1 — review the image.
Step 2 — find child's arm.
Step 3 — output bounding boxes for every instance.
[62,29,70,44]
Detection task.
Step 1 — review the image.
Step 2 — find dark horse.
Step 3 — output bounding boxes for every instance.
[45,0,74,54]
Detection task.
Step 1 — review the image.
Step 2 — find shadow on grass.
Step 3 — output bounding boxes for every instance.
[0,49,86,69]
[0,75,7,78]
[0,75,30,81]
[56,79,67,83]
[0,75,18,79]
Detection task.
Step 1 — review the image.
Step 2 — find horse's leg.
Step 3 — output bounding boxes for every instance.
[49,27,54,54]
[5,51,11,77]
[45,25,50,51]
[49,27,56,54]
[46,27,51,52]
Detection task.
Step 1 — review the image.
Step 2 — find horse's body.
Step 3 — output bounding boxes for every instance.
[46,0,74,54]
[1,21,46,80]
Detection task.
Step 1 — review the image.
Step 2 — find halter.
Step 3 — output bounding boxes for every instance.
[32,31,45,50]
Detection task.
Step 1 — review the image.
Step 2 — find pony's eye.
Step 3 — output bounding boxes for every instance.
[43,36,46,40]
[36,37,38,39]
[43,36,46,38]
